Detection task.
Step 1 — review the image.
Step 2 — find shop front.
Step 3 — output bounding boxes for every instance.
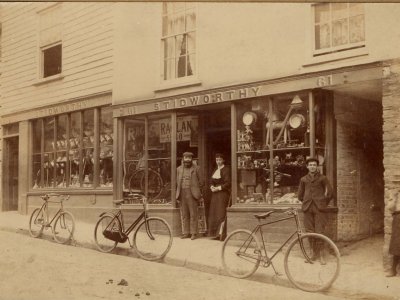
[114,67,372,238]
[1,93,115,219]
[113,63,386,240]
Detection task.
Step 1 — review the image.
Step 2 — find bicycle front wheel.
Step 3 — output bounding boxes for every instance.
[284,233,341,292]
[29,208,45,238]
[221,229,261,279]
[132,217,172,261]
[53,211,75,244]
[94,215,121,253]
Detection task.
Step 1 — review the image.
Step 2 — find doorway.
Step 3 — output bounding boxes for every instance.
[203,107,231,229]
[3,137,19,211]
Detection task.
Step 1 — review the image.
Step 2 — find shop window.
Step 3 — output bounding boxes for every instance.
[69,112,82,188]
[31,107,113,189]
[161,2,196,80]
[100,107,114,187]
[235,96,328,205]
[123,116,172,204]
[56,115,67,187]
[313,3,365,56]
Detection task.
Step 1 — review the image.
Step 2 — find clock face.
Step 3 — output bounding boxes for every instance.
[243,112,257,126]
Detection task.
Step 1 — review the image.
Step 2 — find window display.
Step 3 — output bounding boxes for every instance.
[31,106,113,189]
[235,96,327,205]
[100,107,114,187]
[123,116,172,204]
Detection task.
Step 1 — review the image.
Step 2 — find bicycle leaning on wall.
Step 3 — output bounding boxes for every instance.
[28,193,75,244]
[221,207,340,292]
[93,192,173,261]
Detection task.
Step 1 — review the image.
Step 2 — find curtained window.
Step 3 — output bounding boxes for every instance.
[314,3,365,55]
[162,2,196,80]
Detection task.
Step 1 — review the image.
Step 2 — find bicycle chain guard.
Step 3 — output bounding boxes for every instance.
[103,229,128,243]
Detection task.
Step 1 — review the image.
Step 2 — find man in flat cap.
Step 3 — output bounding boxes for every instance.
[176,152,204,240]
[298,157,333,264]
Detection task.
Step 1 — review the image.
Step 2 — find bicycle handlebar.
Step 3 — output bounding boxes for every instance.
[262,168,291,177]
[40,194,70,202]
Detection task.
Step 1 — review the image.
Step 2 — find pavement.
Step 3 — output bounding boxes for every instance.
[0,210,399,300]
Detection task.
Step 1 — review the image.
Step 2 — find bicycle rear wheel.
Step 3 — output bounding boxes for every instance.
[221,229,261,279]
[132,217,172,261]
[140,169,163,201]
[284,233,341,292]
[53,211,75,244]
[29,208,45,238]
[94,215,121,253]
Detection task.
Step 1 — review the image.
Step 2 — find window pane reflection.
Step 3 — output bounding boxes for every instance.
[100,107,113,187]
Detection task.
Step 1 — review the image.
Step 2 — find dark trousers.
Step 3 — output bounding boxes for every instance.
[303,202,328,234]
[180,188,198,235]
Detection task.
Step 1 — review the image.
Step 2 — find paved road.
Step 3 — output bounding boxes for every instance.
[0,230,343,300]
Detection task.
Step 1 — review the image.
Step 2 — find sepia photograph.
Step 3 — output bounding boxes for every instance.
[0,1,399,299]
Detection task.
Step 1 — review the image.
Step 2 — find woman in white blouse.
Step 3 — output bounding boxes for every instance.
[208,153,231,240]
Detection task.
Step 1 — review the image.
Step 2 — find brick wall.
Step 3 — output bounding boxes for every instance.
[335,94,384,241]
[382,60,400,271]
[335,116,360,240]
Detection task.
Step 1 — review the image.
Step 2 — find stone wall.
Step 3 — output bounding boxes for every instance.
[382,60,400,271]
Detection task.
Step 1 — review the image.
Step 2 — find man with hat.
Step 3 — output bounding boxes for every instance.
[298,157,333,264]
[176,151,204,240]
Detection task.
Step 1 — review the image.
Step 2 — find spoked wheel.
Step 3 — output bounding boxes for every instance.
[132,217,172,261]
[284,233,341,292]
[94,215,121,253]
[140,170,163,201]
[29,208,45,238]
[53,211,75,244]
[221,229,261,278]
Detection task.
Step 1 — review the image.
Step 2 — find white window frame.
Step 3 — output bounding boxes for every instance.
[312,3,366,56]
[160,2,197,83]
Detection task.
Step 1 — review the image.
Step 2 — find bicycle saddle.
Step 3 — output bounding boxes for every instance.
[254,211,274,219]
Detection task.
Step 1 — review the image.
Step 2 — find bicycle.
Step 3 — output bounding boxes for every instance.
[28,193,75,244]
[221,207,340,292]
[123,160,164,201]
[93,192,173,261]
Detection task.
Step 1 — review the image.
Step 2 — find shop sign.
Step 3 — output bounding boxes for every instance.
[36,100,89,118]
[159,116,198,143]
[118,87,261,117]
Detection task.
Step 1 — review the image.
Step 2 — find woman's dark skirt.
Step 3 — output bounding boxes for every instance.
[208,191,229,237]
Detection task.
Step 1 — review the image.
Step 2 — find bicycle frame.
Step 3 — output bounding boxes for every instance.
[244,210,312,267]
[104,198,156,242]
[35,200,63,227]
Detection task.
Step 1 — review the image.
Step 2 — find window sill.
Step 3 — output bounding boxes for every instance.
[303,46,369,67]
[33,73,64,86]
[28,188,113,196]
[228,204,338,213]
[154,77,202,92]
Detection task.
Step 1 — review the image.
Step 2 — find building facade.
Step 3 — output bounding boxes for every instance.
[1,2,400,270]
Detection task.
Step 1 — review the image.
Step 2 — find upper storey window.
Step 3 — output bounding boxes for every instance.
[313,3,365,56]
[161,2,196,81]
[38,4,62,78]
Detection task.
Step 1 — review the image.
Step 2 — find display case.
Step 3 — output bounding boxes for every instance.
[31,106,113,190]
[235,95,327,205]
